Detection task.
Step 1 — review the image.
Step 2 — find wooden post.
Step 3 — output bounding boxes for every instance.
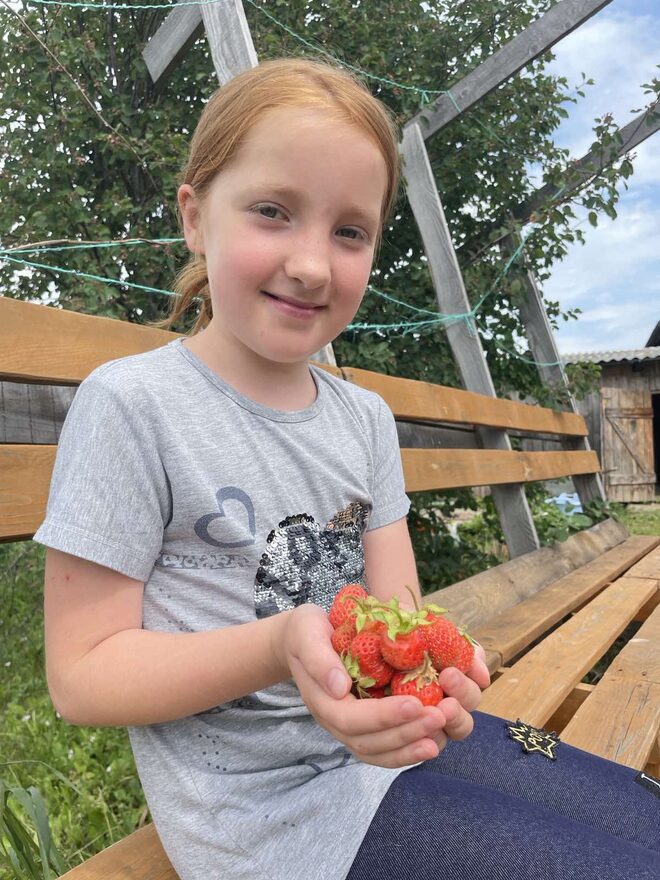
[142,0,336,366]
[400,122,540,557]
[500,232,606,507]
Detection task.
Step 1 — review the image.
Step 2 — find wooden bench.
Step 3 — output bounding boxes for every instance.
[1,296,658,878]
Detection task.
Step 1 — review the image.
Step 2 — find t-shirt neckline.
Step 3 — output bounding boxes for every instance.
[171,338,325,423]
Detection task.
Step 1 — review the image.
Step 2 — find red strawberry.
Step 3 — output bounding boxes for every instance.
[390,656,444,706]
[451,631,476,673]
[331,619,357,655]
[329,584,368,629]
[345,630,394,688]
[422,613,476,673]
[421,613,463,670]
[380,627,427,671]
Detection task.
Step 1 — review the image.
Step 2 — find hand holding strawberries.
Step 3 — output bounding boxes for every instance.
[274,586,489,770]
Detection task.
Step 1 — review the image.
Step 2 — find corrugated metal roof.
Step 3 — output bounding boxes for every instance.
[562,346,660,364]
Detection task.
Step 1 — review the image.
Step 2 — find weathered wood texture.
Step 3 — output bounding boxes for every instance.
[0,297,180,385]
[400,122,539,557]
[402,448,599,492]
[58,823,177,880]
[342,367,588,436]
[478,574,657,726]
[0,383,75,443]
[561,597,660,766]
[424,517,630,629]
[0,444,600,542]
[601,382,656,503]
[470,536,659,666]
[499,233,605,508]
[142,2,203,84]
[406,0,613,140]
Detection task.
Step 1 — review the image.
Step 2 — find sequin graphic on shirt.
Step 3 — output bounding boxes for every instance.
[254,501,370,619]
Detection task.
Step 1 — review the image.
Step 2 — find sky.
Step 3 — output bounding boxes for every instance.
[539,0,659,355]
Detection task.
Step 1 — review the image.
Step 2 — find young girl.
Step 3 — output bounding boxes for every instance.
[35,58,659,880]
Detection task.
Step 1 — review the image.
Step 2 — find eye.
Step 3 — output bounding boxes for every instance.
[249,203,286,221]
[337,227,367,241]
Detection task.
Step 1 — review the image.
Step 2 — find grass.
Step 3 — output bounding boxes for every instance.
[618,501,660,536]
[0,543,147,879]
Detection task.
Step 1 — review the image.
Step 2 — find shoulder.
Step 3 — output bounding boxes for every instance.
[311,364,389,424]
[77,339,181,406]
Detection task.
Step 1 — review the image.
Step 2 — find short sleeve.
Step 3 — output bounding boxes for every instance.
[366,396,411,531]
[33,374,170,582]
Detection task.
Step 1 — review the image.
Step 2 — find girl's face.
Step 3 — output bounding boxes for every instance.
[178,105,388,368]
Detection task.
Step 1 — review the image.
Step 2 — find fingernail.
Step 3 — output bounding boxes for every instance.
[327,668,348,698]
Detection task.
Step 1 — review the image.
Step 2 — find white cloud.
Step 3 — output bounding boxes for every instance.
[539,1,660,354]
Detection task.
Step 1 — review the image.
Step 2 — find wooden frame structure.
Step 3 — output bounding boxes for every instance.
[3,2,660,876]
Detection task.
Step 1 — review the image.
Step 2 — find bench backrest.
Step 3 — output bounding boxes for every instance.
[0,298,600,542]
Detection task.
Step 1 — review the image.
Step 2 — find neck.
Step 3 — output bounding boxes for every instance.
[182,328,318,411]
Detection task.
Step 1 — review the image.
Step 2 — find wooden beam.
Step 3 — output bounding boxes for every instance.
[0,444,600,542]
[142,3,203,85]
[342,366,588,436]
[58,823,177,880]
[0,298,179,385]
[499,232,606,506]
[199,0,257,85]
[402,448,600,493]
[517,98,660,224]
[460,99,660,263]
[407,0,614,140]
[400,122,539,557]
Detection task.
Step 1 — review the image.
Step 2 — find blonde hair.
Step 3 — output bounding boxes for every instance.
[158,57,401,333]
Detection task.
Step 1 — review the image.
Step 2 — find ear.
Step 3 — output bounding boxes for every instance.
[178,184,205,255]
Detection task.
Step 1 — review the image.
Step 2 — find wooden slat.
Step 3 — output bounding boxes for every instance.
[402,448,599,492]
[479,576,657,726]
[0,445,55,541]
[0,298,179,385]
[341,367,588,436]
[406,0,613,139]
[426,517,630,631]
[59,823,177,879]
[471,536,660,663]
[560,598,660,767]
[142,3,203,84]
[545,683,594,734]
[625,545,660,580]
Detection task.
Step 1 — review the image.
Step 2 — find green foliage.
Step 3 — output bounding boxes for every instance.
[0,544,146,878]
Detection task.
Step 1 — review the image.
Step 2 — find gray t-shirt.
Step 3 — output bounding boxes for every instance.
[34,338,412,880]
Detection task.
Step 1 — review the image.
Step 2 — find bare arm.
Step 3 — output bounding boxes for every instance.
[362,515,423,609]
[44,548,294,726]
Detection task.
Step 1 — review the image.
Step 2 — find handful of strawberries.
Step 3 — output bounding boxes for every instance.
[329,584,476,706]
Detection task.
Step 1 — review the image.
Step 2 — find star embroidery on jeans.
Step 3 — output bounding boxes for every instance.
[506,719,560,760]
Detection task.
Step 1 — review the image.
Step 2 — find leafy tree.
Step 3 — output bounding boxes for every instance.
[1,0,656,583]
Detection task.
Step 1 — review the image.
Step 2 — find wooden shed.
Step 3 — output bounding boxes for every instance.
[563,334,660,503]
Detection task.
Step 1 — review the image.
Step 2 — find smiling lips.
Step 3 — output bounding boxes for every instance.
[262,291,325,314]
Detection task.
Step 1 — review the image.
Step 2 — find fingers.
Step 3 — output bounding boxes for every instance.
[469,642,491,690]
[285,604,353,699]
[438,666,483,712]
[345,703,446,757]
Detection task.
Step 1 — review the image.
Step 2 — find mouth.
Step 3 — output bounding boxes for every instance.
[261,291,325,311]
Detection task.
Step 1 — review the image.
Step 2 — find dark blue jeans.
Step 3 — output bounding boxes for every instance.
[347,710,660,879]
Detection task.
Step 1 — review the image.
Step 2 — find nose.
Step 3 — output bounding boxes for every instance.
[283,232,331,290]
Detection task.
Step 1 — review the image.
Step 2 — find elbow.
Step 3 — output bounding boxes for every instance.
[46,672,89,726]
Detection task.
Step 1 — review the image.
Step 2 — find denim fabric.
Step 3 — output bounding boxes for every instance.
[347,710,660,879]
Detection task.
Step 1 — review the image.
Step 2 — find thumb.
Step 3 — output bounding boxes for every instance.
[326,665,352,699]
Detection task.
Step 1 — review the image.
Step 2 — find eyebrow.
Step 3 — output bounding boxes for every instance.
[247,182,381,228]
